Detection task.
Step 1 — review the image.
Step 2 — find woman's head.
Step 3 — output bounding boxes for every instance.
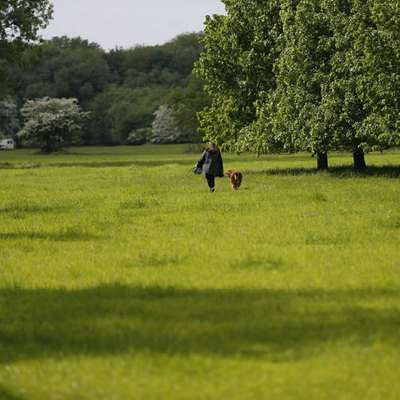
[207,142,218,151]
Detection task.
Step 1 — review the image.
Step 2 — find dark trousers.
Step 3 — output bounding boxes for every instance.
[206,174,215,189]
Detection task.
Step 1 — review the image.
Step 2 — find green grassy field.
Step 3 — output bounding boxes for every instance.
[1,145,400,400]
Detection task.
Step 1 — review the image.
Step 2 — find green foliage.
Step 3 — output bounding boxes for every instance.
[165,75,210,142]
[19,37,113,104]
[18,97,89,152]
[0,0,53,43]
[88,85,169,145]
[195,0,282,149]
[0,0,53,65]
[0,97,19,138]
[0,0,53,97]
[255,0,336,155]
[120,33,202,88]
[125,128,151,145]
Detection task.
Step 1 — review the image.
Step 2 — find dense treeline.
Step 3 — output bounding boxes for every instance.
[1,33,209,145]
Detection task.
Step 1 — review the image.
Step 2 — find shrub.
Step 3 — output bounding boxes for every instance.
[125,127,152,145]
[18,97,89,152]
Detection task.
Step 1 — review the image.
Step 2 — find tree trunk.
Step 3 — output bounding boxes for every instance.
[317,152,328,171]
[353,148,366,170]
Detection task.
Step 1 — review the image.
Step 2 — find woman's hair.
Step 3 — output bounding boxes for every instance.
[207,142,218,151]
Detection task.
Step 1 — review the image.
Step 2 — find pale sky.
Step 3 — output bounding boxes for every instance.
[40,0,226,49]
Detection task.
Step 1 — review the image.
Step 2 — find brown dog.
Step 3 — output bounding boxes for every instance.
[226,170,243,190]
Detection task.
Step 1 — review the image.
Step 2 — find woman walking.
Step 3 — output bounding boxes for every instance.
[196,142,224,192]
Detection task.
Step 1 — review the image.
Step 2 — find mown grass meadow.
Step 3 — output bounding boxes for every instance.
[1,145,400,399]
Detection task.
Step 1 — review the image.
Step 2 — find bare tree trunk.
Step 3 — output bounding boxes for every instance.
[317,152,328,171]
[353,148,366,170]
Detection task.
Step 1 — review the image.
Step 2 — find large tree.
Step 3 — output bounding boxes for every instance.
[195,0,282,150]
[196,0,400,170]
[268,0,400,170]
[255,0,337,170]
[328,0,400,169]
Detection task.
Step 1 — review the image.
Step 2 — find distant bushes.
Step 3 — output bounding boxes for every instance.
[125,128,150,145]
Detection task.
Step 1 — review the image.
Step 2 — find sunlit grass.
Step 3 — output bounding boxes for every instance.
[0,145,400,399]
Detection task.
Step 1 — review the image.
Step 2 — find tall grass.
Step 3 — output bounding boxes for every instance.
[0,146,399,399]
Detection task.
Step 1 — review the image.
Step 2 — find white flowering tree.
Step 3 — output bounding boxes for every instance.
[151,105,183,144]
[19,97,89,152]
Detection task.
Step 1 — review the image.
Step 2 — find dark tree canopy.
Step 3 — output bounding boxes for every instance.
[19,37,113,104]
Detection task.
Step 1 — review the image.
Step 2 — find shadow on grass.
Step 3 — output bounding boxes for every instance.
[0,159,195,170]
[0,162,41,170]
[50,160,196,169]
[0,386,23,400]
[0,387,25,400]
[0,204,70,217]
[251,165,400,178]
[0,228,101,242]
[0,285,399,364]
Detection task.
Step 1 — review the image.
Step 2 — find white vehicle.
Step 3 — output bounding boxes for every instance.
[0,138,15,150]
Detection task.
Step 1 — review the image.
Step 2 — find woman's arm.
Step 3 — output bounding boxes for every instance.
[196,151,207,168]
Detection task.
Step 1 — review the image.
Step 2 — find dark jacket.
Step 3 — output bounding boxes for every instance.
[197,149,224,177]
